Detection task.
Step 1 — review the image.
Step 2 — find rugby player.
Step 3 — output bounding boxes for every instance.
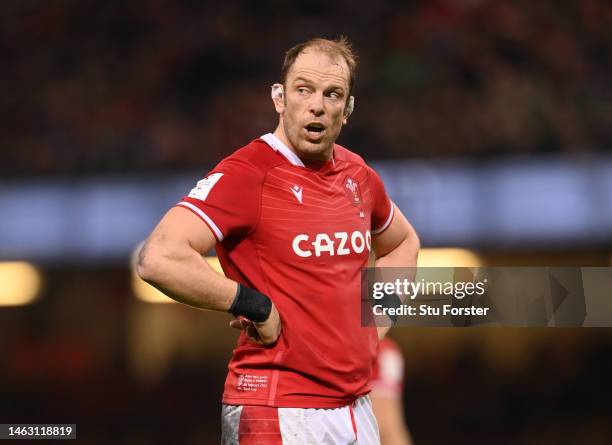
[138,37,420,444]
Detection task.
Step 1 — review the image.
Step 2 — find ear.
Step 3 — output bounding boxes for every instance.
[343,96,355,125]
[271,83,285,114]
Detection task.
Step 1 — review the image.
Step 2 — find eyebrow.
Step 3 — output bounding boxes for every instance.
[292,76,314,85]
[292,76,345,92]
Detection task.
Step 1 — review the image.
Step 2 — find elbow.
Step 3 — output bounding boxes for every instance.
[408,224,421,254]
[407,227,421,266]
[413,231,421,254]
[136,243,163,285]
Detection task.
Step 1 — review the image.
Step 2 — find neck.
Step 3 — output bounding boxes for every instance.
[273,124,333,163]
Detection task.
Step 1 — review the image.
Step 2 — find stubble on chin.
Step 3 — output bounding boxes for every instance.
[297,140,334,161]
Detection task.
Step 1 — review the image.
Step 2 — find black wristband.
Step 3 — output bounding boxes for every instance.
[379,293,402,324]
[228,284,272,323]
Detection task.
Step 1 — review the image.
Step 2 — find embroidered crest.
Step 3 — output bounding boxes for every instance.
[344,176,362,206]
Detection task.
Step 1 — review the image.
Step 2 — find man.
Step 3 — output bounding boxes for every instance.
[138,37,419,444]
[371,338,414,445]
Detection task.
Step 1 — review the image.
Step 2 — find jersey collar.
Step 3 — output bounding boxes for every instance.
[261,133,305,167]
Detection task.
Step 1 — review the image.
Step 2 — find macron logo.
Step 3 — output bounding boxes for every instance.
[291,185,303,204]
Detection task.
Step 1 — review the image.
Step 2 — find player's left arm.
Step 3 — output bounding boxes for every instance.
[372,204,420,339]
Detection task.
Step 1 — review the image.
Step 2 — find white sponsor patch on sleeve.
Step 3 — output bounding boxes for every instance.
[188,172,224,201]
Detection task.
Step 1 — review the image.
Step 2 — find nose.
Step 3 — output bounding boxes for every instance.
[308,91,325,117]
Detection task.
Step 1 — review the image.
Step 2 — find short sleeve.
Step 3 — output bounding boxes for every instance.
[176,158,262,242]
[367,166,394,235]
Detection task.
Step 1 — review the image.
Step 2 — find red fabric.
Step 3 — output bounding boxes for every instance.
[367,165,393,233]
[238,406,282,445]
[349,403,358,439]
[178,138,393,407]
[371,338,405,398]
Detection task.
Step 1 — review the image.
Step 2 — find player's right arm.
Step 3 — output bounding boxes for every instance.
[137,206,281,345]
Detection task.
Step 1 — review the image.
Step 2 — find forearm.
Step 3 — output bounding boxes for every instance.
[137,241,237,312]
[374,228,420,339]
[374,233,419,269]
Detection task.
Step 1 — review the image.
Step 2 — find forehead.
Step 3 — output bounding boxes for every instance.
[287,49,350,88]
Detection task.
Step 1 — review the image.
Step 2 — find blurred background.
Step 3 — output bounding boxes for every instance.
[1,0,612,443]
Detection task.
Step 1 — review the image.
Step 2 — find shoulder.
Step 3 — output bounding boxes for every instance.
[213,139,286,179]
[334,143,368,167]
[334,143,385,194]
[334,143,380,178]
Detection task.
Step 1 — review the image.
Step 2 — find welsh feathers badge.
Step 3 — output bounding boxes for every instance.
[344,176,362,207]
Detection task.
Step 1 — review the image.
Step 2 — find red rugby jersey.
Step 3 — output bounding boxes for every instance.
[177,133,394,408]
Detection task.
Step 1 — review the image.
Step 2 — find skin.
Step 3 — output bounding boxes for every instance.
[371,394,414,445]
[137,46,419,345]
[373,204,420,339]
[273,48,351,162]
[137,208,281,345]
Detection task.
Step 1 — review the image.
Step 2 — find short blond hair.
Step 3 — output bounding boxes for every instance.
[280,36,358,95]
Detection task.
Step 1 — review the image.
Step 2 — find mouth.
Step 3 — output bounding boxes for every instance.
[304,123,326,141]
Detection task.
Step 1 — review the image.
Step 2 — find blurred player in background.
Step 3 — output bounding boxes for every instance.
[138,37,419,444]
[371,338,414,445]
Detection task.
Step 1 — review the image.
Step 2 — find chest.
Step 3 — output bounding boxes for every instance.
[254,165,372,261]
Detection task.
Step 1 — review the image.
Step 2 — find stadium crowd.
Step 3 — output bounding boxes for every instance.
[3,2,612,443]
[3,0,612,176]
